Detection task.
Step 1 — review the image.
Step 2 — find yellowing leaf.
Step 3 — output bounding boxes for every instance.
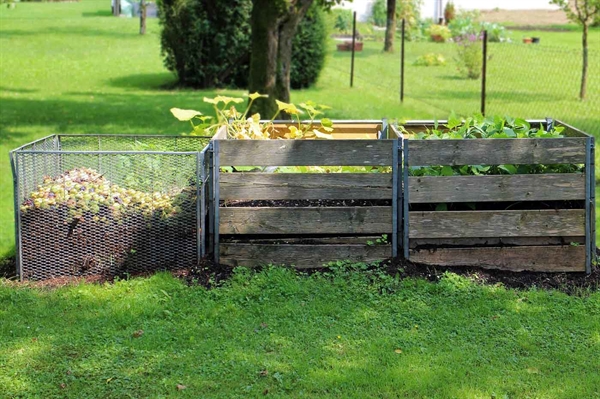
[248,92,268,101]
[203,96,243,105]
[288,125,301,139]
[313,129,333,139]
[170,108,202,121]
[276,100,303,115]
[394,349,402,354]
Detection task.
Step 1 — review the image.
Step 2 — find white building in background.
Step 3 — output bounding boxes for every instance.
[338,0,560,22]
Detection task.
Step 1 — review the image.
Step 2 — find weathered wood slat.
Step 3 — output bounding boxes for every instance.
[409,246,586,272]
[218,140,394,166]
[410,236,585,248]
[220,173,393,200]
[224,236,387,245]
[409,210,585,238]
[408,138,587,166]
[220,243,391,268]
[220,206,392,234]
[409,174,586,203]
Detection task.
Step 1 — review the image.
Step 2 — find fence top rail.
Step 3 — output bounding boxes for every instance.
[57,134,212,140]
[14,150,201,156]
[11,134,57,152]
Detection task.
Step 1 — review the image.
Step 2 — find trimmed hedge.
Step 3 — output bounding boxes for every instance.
[291,4,327,89]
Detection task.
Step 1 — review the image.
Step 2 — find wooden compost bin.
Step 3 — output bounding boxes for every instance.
[211,121,401,268]
[398,120,595,273]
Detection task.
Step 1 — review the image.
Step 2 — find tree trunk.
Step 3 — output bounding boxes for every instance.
[384,0,396,52]
[140,0,147,35]
[580,23,588,100]
[249,0,313,119]
[249,0,281,118]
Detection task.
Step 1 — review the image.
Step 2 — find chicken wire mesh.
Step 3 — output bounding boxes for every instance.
[10,134,211,281]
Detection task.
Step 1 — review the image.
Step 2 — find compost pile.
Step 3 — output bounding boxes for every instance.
[20,168,197,279]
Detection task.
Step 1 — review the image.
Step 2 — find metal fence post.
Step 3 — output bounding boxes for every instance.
[481,30,488,115]
[400,18,405,102]
[350,11,356,88]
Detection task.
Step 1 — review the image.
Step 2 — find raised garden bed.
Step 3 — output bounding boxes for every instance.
[211,120,400,268]
[396,119,595,273]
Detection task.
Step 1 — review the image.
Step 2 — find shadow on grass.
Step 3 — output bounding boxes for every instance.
[107,73,179,91]
[0,86,39,94]
[81,10,114,18]
[0,26,140,39]
[0,90,222,140]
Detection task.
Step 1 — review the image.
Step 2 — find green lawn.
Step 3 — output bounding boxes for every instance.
[1,1,599,258]
[1,268,599,398]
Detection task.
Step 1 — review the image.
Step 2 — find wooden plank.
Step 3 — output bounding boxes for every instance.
[409,174,586,203]
[409,246,586,272]
[225,236,388,245]
[218,140,394,166]
[220,243,391,268]
[220,173,392,200]
[408,138,587,166]
[410,236,585,248]
[219,206,392,234]
[409,209,585,238]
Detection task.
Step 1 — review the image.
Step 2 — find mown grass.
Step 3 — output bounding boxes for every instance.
[1,267,599,398]
[1,1,599,257]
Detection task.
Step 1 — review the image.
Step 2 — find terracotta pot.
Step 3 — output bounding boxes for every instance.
[523,37,532,44]
[431,34,445,43]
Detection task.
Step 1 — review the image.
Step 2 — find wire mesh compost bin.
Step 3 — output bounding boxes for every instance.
[10,134,211,281]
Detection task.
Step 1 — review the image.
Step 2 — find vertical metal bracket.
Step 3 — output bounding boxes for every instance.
[380,118,388,140]
[591,139,596,267]
[585,137,593,274]
[206,142,214,258]
[197,150,204,261]
[212,140,220,264]
[9,151,23,280]
[392,139,399,258]
[403,139,410,259]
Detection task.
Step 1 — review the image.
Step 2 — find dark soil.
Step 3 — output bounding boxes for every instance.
[2,255,598,295]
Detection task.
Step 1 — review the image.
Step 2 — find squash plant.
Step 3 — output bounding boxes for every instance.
[399,114,584,177]
[171,93,334,140]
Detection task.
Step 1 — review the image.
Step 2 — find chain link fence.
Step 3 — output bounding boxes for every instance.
[332,28,599,138]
